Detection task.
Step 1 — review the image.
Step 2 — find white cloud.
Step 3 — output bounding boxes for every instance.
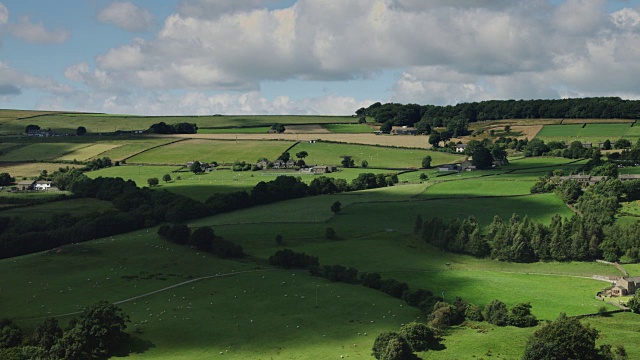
[0,61,72,97]
[176,0,283,18]
[97,1,154,32]
[9,16,69,43]
[0,3,8,25]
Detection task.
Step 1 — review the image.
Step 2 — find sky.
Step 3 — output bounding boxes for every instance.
[2,0,640,116]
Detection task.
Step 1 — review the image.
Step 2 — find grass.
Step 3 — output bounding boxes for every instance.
[536,123,640,142]
[0,198,114,220]
[322,124,374,133]
[289,141,465,168]
[0,113,356,134]
[127,139,295,165]
[86,166,404,199]
[0,143,88,161]
[0,162,78,180]
[421,178,534,198]
[55,143,122,161]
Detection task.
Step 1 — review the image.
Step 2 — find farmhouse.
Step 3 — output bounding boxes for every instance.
[256,160,269,169]
[607,277,640,297]
[438,164,459,172]
[311,165,329,174]
[273,159,286,169]
[34,181,53,191]
[390,126,418,135]
[461,160,476,172]
[456,144,467,153]
[16,180,36,191]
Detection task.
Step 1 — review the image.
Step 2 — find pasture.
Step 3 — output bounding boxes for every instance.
[535,123,640,142]
[127,139,296,165]
[322,124,374,133]
[0,113,356,134]
[0,198,114,220]
[0,143,88,161]
[289,141,464,168]
[197,127,271,134]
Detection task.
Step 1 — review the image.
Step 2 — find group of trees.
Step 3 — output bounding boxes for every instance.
[0,173,14,186]
[270,123,286,133]
[148,122,198,134]
[372,323,440,360]
[359,98,640,134]
[0,301,129,360]
[157,224,243,258]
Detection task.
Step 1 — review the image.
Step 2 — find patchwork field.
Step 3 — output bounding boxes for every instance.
[535,123,640,142]
[0,113,356,134]
[127,139,296,165]
[0,143,88,161]
[289,141,464,168]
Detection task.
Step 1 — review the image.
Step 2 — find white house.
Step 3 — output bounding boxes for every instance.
[456,144,467,153]
[34,181,53,191]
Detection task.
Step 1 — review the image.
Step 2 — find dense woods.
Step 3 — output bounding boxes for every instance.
[360,97,640,132]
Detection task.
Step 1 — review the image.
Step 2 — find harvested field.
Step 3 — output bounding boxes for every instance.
[284,124,331,133]
[156,133,433,149]
[0,162,77,179]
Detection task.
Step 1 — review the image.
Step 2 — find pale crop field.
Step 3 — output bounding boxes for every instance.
[0,143,88,161]
[0,162,77,179]
[127,139,296,165]
[56,143,122,161]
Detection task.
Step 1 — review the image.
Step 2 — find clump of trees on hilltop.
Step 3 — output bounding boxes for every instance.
[358,97,640,135]
[148,122,198,134]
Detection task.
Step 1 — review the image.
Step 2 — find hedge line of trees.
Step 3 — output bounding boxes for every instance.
[419,175,640,263]
[158,224,243,258]
[359,97,640,132]
[148,122,198,134]
[0,301,129,360]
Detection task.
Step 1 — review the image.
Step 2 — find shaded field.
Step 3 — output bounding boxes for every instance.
[0,113,356,134]
[87,166,404,200]
[0,198,114,220]
[127,139,295,165]
[322,124,374,133]
[289,141,465,168]
[0,143,87,161]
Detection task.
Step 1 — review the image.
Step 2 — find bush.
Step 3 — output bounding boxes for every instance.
[398,322,438,352]
[325,227,337,240]
[484,299,509,326]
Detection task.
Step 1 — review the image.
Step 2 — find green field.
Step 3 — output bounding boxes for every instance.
[0,198,114,220]
[322,124,374,133]
[127,139,295,165]
[536,123,640,142]
[289,141,464,168]
[0,143,88,161]
[0,113,357,134]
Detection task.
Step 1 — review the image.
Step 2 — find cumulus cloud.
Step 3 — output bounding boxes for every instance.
[55,0,640,111]
[0,62,71,97]
[0,3,8,25]
[97,1,154,32]
[0,84,20,95]
[9,16,69,43]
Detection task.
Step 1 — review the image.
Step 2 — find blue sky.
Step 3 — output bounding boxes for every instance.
[2,0,640,115]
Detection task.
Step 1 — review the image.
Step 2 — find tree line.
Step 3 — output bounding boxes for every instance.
[358,97,640,134]
[157,224,243,259]
[0,301,129,360]
[148,122,198,134]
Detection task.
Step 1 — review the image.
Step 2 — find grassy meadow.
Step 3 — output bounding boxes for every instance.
[535,123,640,143]
[127,139,296,165]
[4,115,640,359]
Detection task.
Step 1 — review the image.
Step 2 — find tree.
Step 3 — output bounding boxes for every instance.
[361,160,369,168]
[0,173,14,186]
[147,178,159,187]
[602,139,612,150]
[275,234,284,246]
[522,313,612,360]
[504,125,511,133]
[330,201,341,214]
[325,227,337,240]
[271,123,285,133]
[626,291,640,313]
[190,161,203,174]
[25,124,40,134]
[33,317,62,353]
[507,302,537,327]
[483,299,509,326]
[422,155,432,169]
[341,156,355,168]
[471,144,494,170]
[76,126,87,136]
[54,301,129,360]
[162,174,172,183]
[429,133,442,148]
[614,138,631,149]
[398,322,438,352]
[419,173,428,181]
[372,332,417,360]
[278,151,290,162]
[0,319,23,349]
[295,151,308,159]
[189,226,214,252]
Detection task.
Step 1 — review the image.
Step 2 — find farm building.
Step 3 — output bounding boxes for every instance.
[16,180,36,191]
[606,277,640,297]
[390,126,418,135]
[438,164,459,172]
[456,144,467,153]
[273,159,286,169]
[461,160,476,172]
[619,174,640,182]
[34,181,53,191]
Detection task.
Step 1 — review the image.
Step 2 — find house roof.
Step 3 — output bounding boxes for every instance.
[456,144,467,148]
[36,181,52,185]
[17,180,35,185]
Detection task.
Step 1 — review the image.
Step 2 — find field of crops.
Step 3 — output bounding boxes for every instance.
[536,123,640,142]
[289,141,464,168]
[127,139,296,165]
